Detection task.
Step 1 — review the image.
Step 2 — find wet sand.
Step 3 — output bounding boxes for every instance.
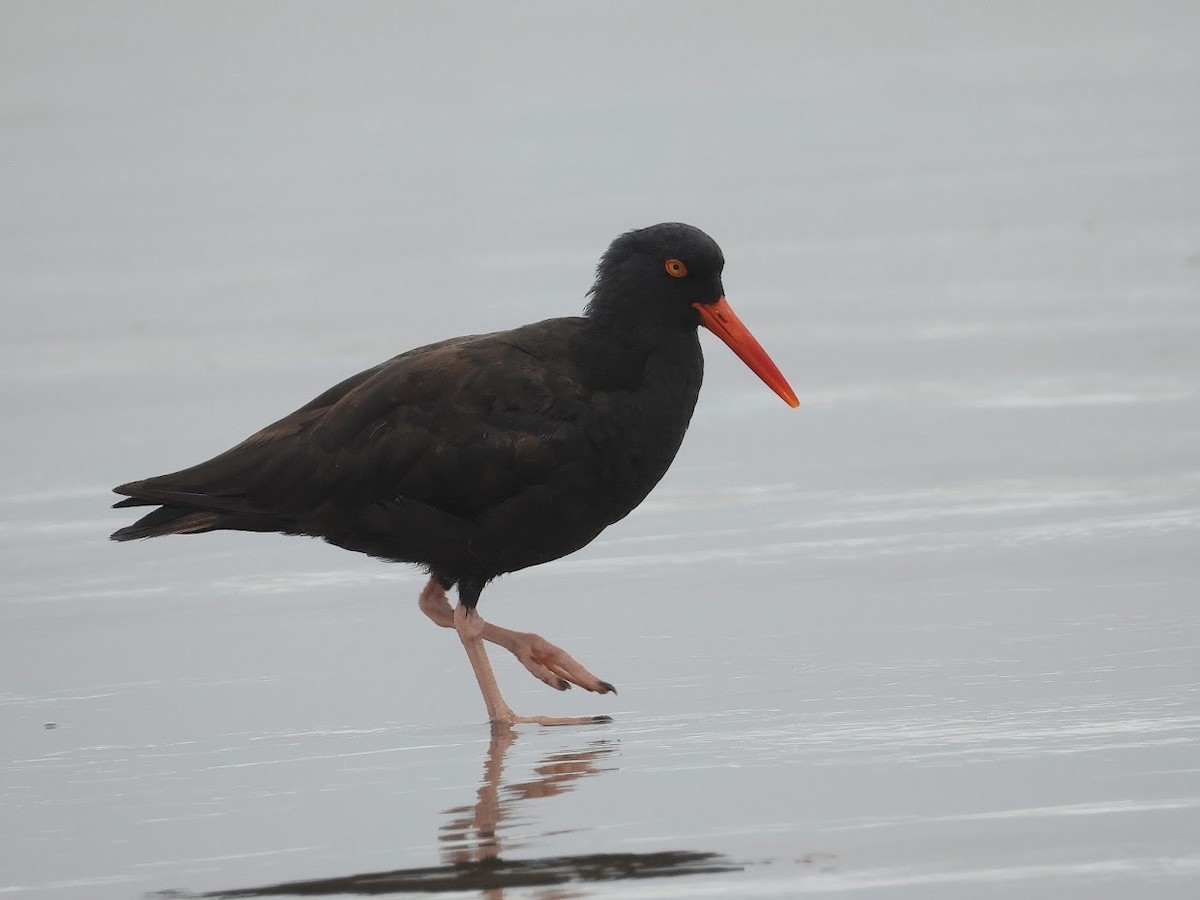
[3,2,1199,897]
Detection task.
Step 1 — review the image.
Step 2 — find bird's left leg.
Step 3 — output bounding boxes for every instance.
[418,576,458,628]
[418,576,615,695]
[450,577,611,727]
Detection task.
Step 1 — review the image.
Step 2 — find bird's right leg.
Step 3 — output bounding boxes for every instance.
[418,576,612,725]
[418,576,615,695]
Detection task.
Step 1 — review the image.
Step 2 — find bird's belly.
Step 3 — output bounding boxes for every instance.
[468,382,700,576]
[466,470,650,576]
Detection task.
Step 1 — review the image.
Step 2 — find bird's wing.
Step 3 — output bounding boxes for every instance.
[112,320,593,526]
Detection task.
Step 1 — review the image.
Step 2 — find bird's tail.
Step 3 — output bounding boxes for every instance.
[110,421,311,542]
[109,500,223,541]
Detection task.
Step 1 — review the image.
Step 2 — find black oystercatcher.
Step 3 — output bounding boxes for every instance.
[112,223,797,725]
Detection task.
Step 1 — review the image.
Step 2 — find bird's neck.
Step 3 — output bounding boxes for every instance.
[575,310,702,394]
[583,287,697,349]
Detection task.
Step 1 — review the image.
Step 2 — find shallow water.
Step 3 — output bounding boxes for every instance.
[3,2,1199,897]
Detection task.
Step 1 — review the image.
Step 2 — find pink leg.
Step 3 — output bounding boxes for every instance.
[418,578,615,694]
[418,577,613,726]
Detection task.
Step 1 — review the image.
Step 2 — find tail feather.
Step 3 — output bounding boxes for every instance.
[109,382,346,542]
[113,495,155,509]
[110,506,223,541]
[110,450,290,539]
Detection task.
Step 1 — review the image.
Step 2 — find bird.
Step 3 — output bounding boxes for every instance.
[111,223,798,726]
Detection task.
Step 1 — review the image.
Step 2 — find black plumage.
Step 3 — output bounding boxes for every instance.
[112,222,796,724]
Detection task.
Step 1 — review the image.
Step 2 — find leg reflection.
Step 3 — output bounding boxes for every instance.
[439,722,616,868]
[165,729,739,898]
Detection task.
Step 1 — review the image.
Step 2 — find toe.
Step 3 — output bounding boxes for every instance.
[522,655,572,691]
[512,714,613,727]
[536,654,612,694]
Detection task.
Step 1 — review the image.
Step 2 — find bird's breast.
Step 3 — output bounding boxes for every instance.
[573,333,704,522]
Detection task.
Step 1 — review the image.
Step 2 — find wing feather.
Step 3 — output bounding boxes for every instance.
[112,319,592,535]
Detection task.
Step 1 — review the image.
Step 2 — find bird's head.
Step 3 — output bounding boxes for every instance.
[586,222,798,408]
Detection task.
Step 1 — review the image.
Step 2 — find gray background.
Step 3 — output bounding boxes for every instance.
[3,2,1198,897]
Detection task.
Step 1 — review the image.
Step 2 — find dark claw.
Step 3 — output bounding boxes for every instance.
[590,715,614,724]
[598,681,617,695]
[557,678,571,691]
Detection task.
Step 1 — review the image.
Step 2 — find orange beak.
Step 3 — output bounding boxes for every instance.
[694,297,799,408]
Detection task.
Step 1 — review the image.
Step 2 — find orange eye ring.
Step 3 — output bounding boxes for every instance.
[665,258,688,278]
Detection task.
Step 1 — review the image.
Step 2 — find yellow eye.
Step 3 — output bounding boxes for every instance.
[665,258,688,277]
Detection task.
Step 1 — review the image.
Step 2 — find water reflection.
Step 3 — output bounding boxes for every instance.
[162,724,738,898]
[439,722,614,869]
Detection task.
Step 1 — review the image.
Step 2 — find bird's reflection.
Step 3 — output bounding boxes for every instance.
[439,722,615,871]
[163,724,737,898]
